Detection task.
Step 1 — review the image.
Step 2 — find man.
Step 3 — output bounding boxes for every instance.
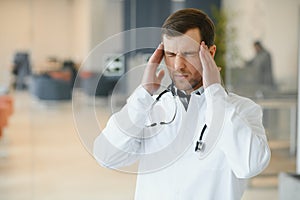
[246,41,275,89]
[94,8,270,200]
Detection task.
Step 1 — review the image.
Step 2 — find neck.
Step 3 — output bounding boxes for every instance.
[171,82,203,95]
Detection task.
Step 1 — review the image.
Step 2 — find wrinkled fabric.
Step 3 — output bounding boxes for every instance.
[93,83,271,200]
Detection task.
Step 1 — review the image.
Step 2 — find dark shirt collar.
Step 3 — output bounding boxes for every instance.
[175,86,204,97]
[174,86,203,111]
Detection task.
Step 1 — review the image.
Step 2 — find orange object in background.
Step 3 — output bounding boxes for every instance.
[0,95,14,138]
[48,70,72,81]
[0,95,13,115]
[79,71,93,79]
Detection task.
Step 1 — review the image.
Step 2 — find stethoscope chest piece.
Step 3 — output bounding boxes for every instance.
[195,124,207,152]
[195,140,205,152]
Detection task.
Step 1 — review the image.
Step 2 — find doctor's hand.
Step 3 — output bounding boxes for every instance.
[141,43,165,95]
[199,41,221,89]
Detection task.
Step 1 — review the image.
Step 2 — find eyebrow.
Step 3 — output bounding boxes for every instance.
[164,50,198,55]
[164,50,176,54]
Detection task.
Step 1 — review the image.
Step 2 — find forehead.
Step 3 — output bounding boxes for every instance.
[162,28,201,51]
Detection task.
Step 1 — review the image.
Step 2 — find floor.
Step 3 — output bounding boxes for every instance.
[0,90,296,200]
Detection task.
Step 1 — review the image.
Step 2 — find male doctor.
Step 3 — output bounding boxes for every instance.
[93,8,271,200]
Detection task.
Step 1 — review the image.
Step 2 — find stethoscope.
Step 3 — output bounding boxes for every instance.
[145,83,207,152]
[145,83,177,128]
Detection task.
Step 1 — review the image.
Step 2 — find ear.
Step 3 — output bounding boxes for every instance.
[209,45,217,58]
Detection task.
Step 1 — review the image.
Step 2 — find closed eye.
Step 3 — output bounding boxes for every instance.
[165,51,176,57]
[182,52,198,57]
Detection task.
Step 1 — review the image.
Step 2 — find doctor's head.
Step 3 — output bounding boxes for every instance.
[161,8,216,93]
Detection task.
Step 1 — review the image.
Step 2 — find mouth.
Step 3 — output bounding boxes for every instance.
[173,73,189,80]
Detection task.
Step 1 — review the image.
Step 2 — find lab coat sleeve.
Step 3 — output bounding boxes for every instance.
[93,86,154,169]
[205,83,271,178]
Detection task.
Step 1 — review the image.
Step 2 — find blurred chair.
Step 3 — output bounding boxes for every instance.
[62,60,77,88]
[30,70,72,100]
[79,71,118,97]
[0,95,13,138]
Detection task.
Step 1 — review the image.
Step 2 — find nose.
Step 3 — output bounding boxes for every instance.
[174,54,185,71]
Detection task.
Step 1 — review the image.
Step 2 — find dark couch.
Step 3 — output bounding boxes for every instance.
[30,71,72,100]
[79,71,118,97]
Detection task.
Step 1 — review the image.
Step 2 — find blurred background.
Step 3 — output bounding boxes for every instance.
[0,0,300,199]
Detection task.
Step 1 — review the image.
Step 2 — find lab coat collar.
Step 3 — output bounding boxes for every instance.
[173,86,204,96]
[192,86,204,95]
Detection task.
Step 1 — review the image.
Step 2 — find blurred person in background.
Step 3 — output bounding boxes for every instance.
[11,52,31,90]
[245,41,276,90]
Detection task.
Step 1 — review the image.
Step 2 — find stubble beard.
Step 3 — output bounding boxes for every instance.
[172,76,203,94]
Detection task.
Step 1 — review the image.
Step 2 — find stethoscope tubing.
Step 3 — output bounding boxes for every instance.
[145,84,177,127]
[145,83,207,152]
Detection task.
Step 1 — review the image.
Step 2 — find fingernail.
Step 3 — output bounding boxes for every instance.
[158,42,164,49]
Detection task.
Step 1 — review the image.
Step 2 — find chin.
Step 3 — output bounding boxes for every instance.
[173,82,192,91]
[173,79,202,92]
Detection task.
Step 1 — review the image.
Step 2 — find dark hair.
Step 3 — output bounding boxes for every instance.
[162,8,215,47]
[254,40,263,48]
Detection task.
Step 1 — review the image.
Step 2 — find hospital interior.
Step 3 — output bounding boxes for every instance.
[0,0,300,199]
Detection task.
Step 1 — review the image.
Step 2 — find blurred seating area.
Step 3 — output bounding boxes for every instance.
[29,58,78,101]
[79,71,118,97]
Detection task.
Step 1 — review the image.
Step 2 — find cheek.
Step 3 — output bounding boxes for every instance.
[164,57,175,69]
[190,67,202,78]
[187,58,203,74]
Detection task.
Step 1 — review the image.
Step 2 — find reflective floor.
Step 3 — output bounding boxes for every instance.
[0,90,295,199]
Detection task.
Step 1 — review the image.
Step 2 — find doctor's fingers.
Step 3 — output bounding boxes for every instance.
[200,42,221,87]
[148,43,164,66]
[141,68,165,95]
[200,42,219,73]
[144,43,164,79]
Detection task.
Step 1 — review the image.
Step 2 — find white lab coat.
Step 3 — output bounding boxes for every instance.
[93,83,271,200]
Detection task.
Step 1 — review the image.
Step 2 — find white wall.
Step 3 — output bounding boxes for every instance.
[0,0,124,77]
[91,0,123,45]
[0,0,74,74]
[72,0,91,63]
[31,0,74,66]
[0,0,32,85]
[85,0,124,71]
[224,0,300,92]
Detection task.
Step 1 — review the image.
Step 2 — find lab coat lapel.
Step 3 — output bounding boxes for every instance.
[171,95,202,155]
[138,96,202,172]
